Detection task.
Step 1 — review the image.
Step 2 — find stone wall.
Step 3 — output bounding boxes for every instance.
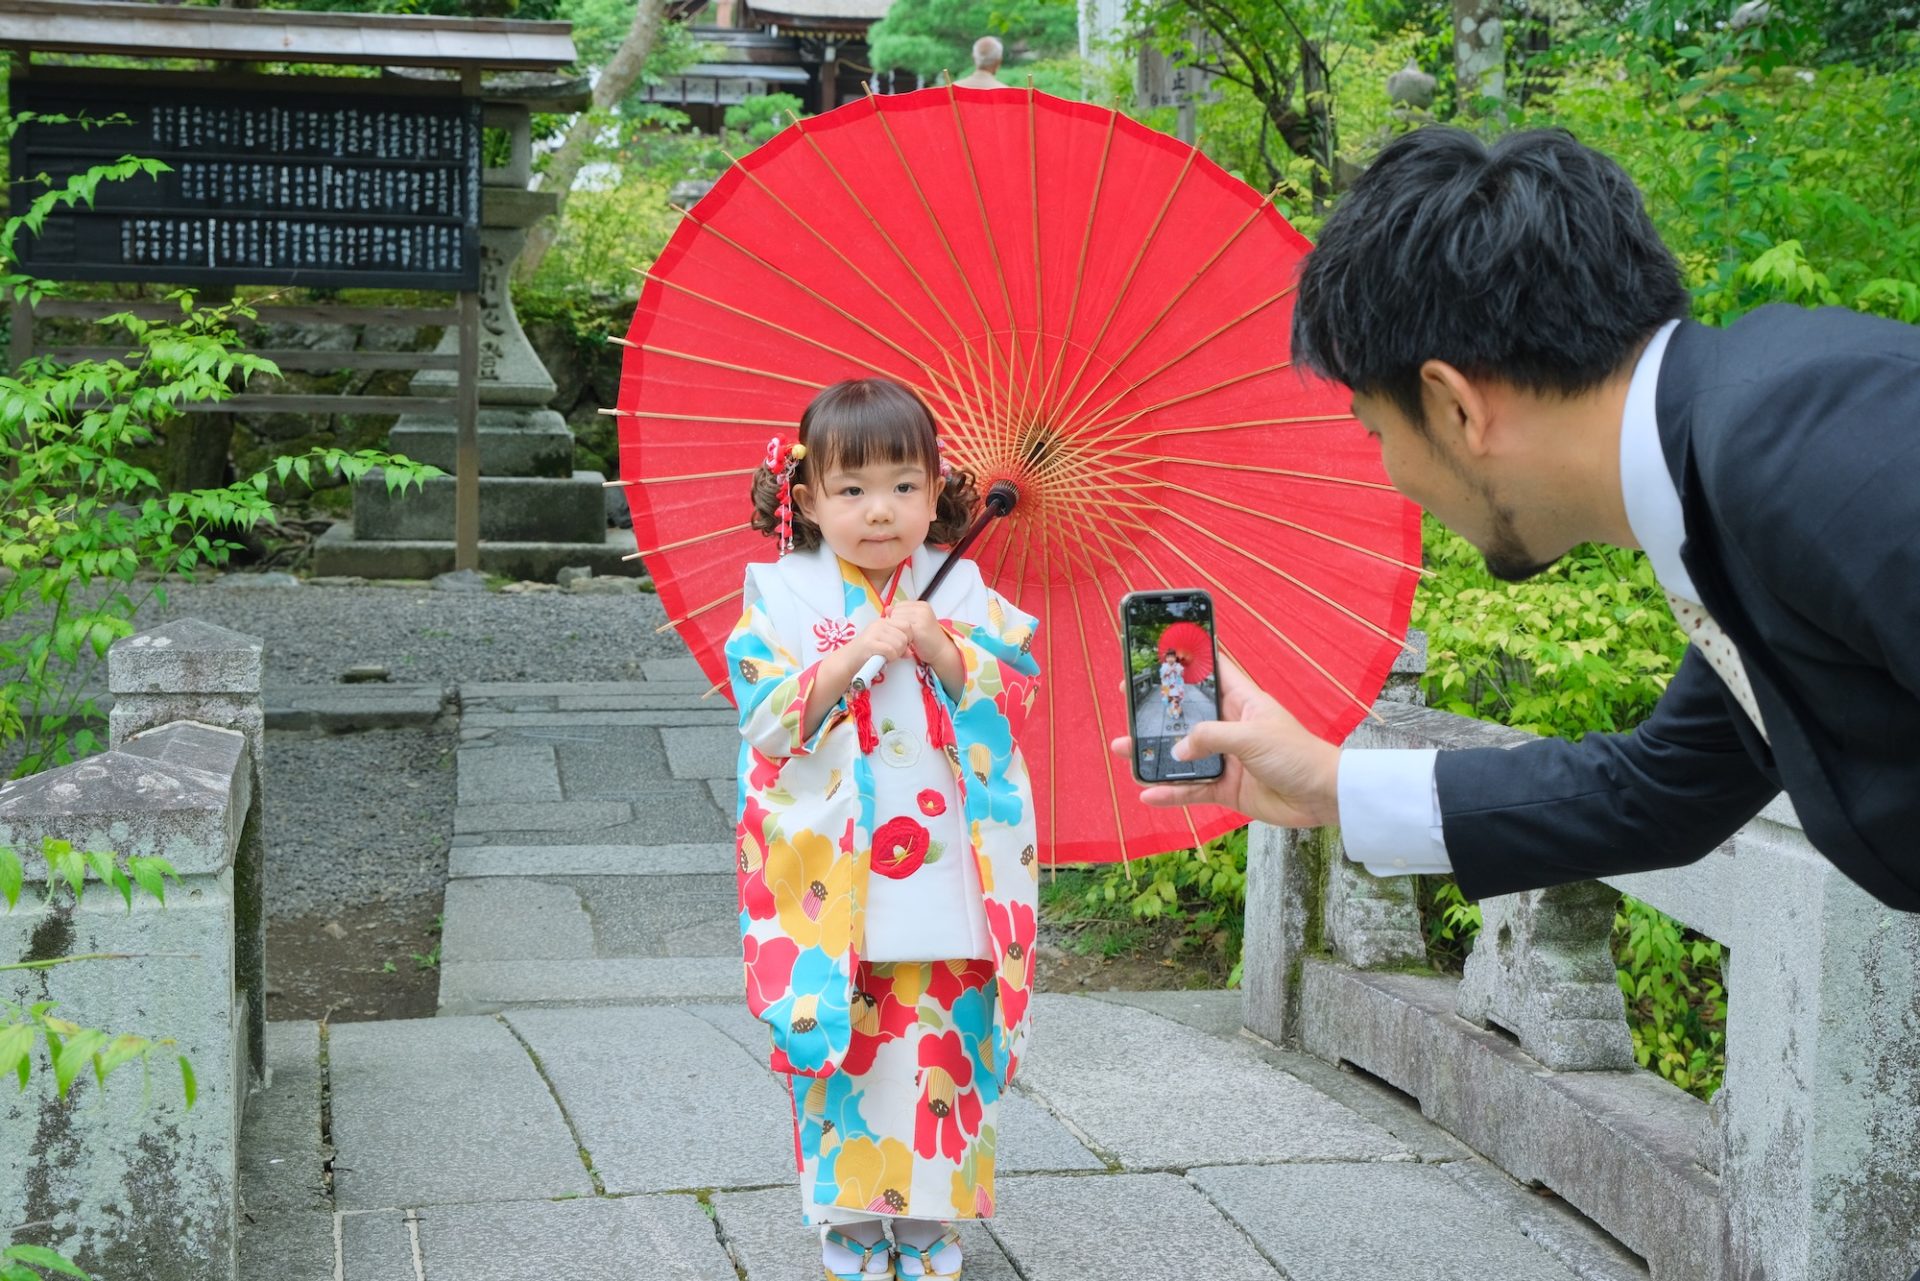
[0,620,266,1281]
[1243,699,1920,1281]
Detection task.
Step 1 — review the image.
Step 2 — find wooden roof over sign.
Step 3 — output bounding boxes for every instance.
[0,0,577,71]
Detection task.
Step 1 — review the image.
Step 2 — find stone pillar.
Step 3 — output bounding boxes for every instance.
[107,618,266,1088]
[0,721,252,1280]
[1242,633,1428,1044]
[1455,881,1636,1071]
[1714,820,1920,1281]
[315,98,637,582]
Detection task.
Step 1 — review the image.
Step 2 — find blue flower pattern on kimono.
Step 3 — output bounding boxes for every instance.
[799,1074,875,1166]
[764,947,853,1073]
[948,987,1003,1107]
[953,699,1025,826]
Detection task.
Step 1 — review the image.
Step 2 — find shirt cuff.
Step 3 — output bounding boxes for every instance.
[1335,748,1452,876]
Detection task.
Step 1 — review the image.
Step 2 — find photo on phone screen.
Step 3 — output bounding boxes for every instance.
[1122,590,1225,784]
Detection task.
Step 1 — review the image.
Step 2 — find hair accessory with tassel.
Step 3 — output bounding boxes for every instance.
[762,434,807,556]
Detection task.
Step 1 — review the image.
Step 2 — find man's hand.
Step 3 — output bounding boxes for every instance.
[1109,655,1342,828]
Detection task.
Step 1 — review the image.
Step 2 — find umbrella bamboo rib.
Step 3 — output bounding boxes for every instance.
[1063,501,1207,853]
[1150,504,1409,646]
[1068,361,1297,451]
[1116,465,1426,574]
[1048,147,1198,430]
[654,586,746,635]
[863,101,1012,442]
[601,408,793,429]
[632,343,827,389]
[639,271,964,413]
[724,144,975,391]
[1034,114,1117,421]
[1067,286,1299,450]
[1049,533,1135,860]
[1051,186,1277,434]
[634,523,752,559]
[1096,414,1357,448]
[1107,450,1397,492]
[1021,85,1046,452]
[620,467,757,485]
[838,104,1004,448]
[660,213,972,408]
[945,83,1021,382]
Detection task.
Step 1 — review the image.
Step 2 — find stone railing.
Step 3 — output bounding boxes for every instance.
[0,620,265,1280]
[1242,693,1920,1281]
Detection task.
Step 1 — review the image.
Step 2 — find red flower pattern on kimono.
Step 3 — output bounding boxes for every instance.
[984,900,1037,1031]
[923,957,974,1009]
[916,789,947,817]
[743,934,798,1015]
[737,795,778,921]
[915,1031,982,1161]
[813,617,856,652]
[872,815,931,880]
[842,968,924,1075]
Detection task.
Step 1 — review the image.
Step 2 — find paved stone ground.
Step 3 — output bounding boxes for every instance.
[236,662,1650,1280]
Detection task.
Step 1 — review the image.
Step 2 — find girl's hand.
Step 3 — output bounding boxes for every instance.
[886,600,947,658]
[887,600,964,700]
[857,616,914,667]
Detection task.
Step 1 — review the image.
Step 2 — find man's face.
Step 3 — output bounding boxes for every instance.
[1351,389,1556,582]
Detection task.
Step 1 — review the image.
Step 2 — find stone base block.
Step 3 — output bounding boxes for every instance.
[311,523,644,583]
[351,470,608,544]
[1297,958,1725,1281]
[388,407,574,479]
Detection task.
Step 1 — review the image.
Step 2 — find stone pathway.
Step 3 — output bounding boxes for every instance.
[236,663,1646,1280]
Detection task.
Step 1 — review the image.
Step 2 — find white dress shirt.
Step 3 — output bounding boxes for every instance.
[1336,320,1688,877]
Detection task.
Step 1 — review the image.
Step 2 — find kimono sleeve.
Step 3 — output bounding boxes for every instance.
[724,598,839,759]
[941,589,1041,731]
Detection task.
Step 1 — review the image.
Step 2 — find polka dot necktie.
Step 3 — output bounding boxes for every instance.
[1665,590,1769,742]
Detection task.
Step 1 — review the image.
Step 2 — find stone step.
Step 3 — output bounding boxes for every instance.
[387,405,575,478]
[312,521,644,582]
[349,469,611,544]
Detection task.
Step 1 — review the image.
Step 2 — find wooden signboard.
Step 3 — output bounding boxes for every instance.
[10,71,481,291]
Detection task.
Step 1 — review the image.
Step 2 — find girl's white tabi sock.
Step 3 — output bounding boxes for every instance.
[893,1218,962,1277]
[821,1219,891,1276]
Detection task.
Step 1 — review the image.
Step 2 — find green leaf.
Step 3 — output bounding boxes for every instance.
[0,1024,35,1092]
[1,1245,91,1279]
[53,1028,107,1099]
[179,1055,197,1109]
[0,848,21,911]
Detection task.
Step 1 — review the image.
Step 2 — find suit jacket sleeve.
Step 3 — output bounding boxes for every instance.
[1436,648,1780,900]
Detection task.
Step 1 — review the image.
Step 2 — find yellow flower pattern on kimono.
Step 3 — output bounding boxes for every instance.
[835,1136,916,1217]
[769,828,853,957]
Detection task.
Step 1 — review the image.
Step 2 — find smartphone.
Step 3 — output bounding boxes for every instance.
[1120,589,1225,785]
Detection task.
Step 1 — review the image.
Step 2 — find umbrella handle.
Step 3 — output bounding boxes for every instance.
[849,480,1019,693]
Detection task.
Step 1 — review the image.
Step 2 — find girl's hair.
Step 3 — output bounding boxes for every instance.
[751,378,979,551]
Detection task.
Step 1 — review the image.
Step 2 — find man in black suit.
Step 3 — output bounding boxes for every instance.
[1115,126,1920,917]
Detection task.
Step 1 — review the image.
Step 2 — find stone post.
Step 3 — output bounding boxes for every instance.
[108,618,266,1088]
[0,721,252,1279]
[1454,881,1636,1070]
[1241,634,1427,1044]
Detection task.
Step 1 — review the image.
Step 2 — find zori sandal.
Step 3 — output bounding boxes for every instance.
[893,1227,963,1279]
[823,1228,895,1280]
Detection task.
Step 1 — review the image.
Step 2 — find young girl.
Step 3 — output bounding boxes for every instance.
[725,378,1042,1280]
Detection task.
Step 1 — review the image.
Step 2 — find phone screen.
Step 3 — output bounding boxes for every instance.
[1122,590,1225,784]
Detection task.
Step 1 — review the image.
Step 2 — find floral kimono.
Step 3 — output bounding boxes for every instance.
[725,541,1041,1224]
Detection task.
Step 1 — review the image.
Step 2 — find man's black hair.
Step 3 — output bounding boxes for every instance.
[1292,127,1691,428]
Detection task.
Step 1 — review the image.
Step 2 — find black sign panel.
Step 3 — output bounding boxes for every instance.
[10,73,481,290]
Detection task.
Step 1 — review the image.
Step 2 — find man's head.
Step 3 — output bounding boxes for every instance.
[1292,127,1689,579]
[972,35,1004,73]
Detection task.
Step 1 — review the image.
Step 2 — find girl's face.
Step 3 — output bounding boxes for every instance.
[795,453,939,583]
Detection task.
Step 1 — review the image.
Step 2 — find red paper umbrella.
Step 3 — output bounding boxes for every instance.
[1157,622,1216,684]
[613,86,1420,865]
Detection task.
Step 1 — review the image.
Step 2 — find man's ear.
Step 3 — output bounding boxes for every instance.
[1419,360,1494,458]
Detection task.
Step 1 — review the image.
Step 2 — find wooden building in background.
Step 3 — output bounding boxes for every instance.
[646,0,915,131]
